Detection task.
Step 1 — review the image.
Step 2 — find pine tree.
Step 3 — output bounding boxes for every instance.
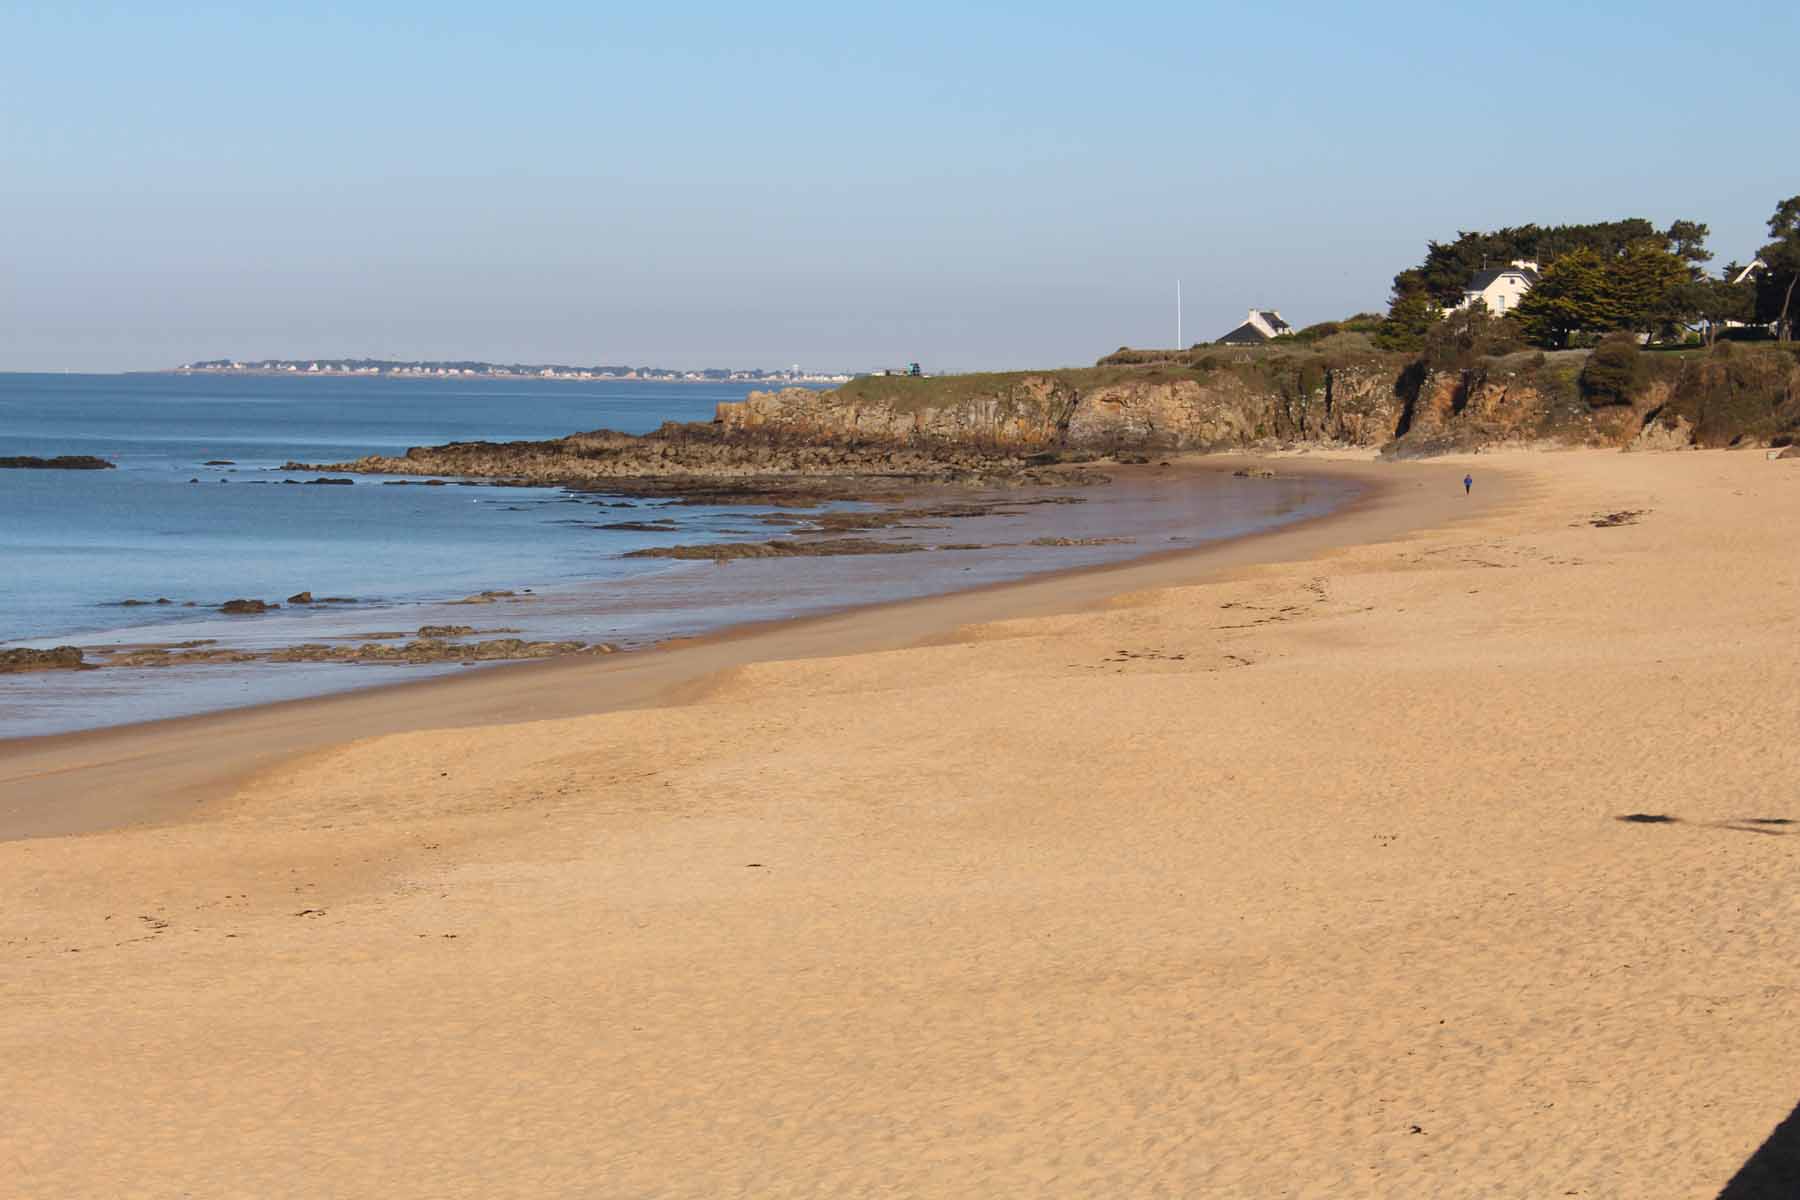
[1514,249,1617,347]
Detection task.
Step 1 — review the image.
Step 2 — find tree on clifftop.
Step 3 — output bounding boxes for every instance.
[1509,241,1697,347]
[1384,218,1705,312]
[1613,240,1697,340]
[1673,270,1755,345]
[1757,195,1800,341]
[1664,219,1714,270]
[1374,292,1439,351]
[1512,249,1617,347]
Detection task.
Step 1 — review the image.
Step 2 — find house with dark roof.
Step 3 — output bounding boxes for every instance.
[1458,261,1540,315]
[1216,309,1292,344]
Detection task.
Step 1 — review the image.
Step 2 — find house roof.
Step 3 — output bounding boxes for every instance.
[1217,322,1269,344]
[1256,310,1291,333]
[1731,258,1768,285]
[1464,266,1540,293]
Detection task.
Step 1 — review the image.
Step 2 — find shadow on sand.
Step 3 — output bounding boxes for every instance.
[1718,1096,1800,1198]
[1615,813,1790,836]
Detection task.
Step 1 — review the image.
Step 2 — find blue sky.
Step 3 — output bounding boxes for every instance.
[3,1,1795,372]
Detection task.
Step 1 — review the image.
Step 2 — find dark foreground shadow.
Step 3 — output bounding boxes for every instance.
[1719,1097,1800,1198]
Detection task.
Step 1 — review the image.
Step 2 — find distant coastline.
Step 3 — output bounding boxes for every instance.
[152,358,854,384]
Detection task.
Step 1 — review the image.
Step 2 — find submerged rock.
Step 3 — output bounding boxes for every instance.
[219,598,278,614]
[448,590,527,605]
[103,647,258,667]
[624,538,924,560]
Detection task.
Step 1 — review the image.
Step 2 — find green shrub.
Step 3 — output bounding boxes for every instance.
[1579,335,1646,405]
[1421,307,1524,373]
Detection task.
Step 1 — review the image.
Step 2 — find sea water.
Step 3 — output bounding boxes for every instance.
[0,372,1356,736]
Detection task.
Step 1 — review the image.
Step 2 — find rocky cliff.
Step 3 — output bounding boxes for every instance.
[717,359,1410,452]
[717,344,1800,457]
[306,346,1800,489]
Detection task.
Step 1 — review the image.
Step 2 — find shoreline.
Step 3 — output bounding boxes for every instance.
[0,456,1340,740]
[0,453,1490,840]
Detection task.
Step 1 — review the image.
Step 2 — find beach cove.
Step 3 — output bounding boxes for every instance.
[3,448,1798,1196]
[2,373,1360,737]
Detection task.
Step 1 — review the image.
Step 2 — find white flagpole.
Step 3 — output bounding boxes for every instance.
[1177,280,1183,349]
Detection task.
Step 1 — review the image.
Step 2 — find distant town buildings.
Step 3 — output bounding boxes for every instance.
[170,359,853,384]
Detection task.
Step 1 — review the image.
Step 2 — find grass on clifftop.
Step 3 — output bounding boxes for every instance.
[827,367,1184,413]
[827,342,1413,414]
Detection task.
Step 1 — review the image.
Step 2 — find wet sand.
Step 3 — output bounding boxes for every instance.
[4,449,1798,1197]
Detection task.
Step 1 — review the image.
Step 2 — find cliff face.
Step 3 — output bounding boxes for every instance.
[719,345,1800,458]
[719,362,1412,453]
[305,349,1799,489]
[716,375,1083,446]
[720,362,1421,453]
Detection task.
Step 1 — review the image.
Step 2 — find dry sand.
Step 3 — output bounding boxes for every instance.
[3,450,1797,1198]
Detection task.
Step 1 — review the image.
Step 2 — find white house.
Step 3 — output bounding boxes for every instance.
[1458,260,1540,315]
[1216,309,1293,344]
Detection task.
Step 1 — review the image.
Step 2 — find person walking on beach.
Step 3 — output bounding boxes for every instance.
[1463,473,1473,495]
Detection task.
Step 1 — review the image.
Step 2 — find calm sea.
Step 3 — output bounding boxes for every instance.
[0,372,1356,736]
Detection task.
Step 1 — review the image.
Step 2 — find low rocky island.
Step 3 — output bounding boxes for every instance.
[0,455,116,470]
[26,627,618,673]
[0,646,90,674]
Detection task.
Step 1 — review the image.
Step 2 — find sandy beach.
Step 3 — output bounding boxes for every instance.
[4,449,1797,1197]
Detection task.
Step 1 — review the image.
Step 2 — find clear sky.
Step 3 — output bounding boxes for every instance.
[4,1,1796,372]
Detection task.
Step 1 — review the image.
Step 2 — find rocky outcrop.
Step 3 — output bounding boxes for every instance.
[718,377,1084,445]
[266,638,605,664]
[103,647,258,667]
[624,538,927,560]
[219,599,278,614]
[0,646,87,673]
[1628,416,1696,452]
[1642,348,1800,448]
[725,347,1800,459]
[293,347,1799,475]
[0,455,115,470]
[1384,357,1641,457]
[717,363,1412,453]
[84,636,606,669]
[294,424,1078,493]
